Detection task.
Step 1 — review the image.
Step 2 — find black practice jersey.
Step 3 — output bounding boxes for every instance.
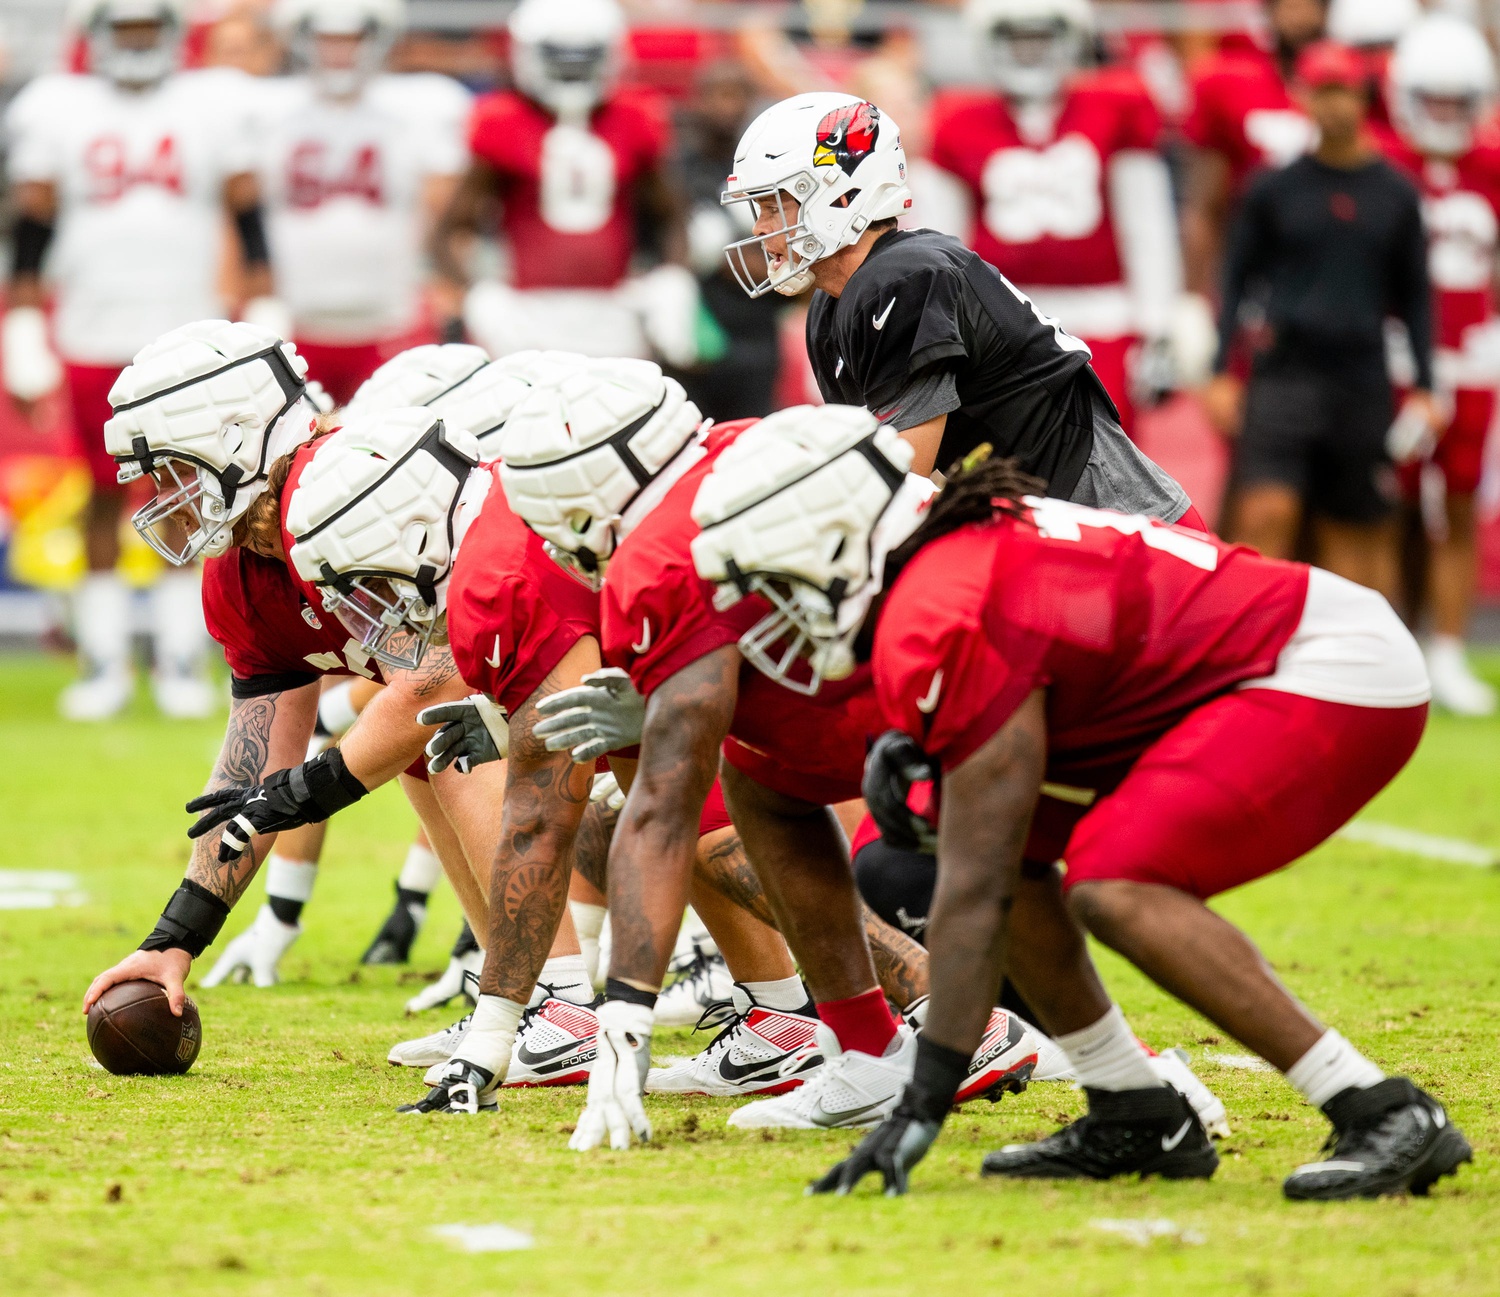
[807,228,1101,495]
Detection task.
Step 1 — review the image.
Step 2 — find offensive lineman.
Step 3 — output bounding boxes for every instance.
[3,0,273,721]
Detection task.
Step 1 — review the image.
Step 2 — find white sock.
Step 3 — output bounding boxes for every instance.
[535,954,593,1006]
[74,572,131,675]
[570,901,606,986]
[150,568,207,677]
[265,855,318,904]
[741,974,808,1012]
[318,679,360,737]
[459,994,525,1078]
[397,841,442,894]
[1286,1029,1385,1110]
[1056,1004,1164,1092]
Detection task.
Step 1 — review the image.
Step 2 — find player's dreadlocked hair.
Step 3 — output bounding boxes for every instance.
[885,444,1045,587]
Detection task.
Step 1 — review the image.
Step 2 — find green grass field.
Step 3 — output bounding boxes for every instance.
[1,652,1498,1297]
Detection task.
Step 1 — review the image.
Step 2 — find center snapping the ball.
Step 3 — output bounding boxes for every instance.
[86,980,202,1076]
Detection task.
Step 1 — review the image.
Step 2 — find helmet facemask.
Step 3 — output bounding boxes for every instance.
[88,7,184,88]
[722,178,823,299]
[984,17,1086,100]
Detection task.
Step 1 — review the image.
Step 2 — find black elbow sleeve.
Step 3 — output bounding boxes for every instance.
[12,215,54,276]
[233,205,271,268]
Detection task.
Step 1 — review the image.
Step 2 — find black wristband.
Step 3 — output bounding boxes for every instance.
[299,746,368,818]
[233,204,271,268]
[12,215,54,276]
[139,879,231,957]
[900,1034,971,1124]
[605,977,658,1011]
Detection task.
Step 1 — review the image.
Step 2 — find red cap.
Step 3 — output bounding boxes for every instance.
[1296,41,1368,91]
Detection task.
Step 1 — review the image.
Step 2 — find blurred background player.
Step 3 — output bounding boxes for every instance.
[431,0,695,370]
[1380,15,1500,716]
[3,0,271,721]
[931,0,1185,438]
[1325,0,1420,130]
[259,0,471,405]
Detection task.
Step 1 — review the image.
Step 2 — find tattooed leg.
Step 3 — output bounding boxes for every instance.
[570,797,616,896]
[689,828,796,982]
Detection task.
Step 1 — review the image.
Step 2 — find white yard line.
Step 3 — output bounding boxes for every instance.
[1337,821,1497,868]
[430,1224,533,1253]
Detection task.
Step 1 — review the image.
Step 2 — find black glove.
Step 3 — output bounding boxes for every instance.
[186,747,367,862]
[862,730,940,855]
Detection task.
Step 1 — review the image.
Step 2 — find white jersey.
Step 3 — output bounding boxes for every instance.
[5,69,257,365]
[253,73,471,344]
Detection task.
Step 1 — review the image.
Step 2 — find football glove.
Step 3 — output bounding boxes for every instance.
[418,694,511,774]
[862,730,940,855]
[590,769,626,812]
[568,999,652,1151]
[186,748,367,861]
[808,1105,942,1197]
[534,669,646,764]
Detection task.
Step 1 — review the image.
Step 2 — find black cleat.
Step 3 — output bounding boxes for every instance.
[361,884,428,965]
[981,1084,1219,1181]
[396,1060,498,1115]
[1283,1077,1472,1201]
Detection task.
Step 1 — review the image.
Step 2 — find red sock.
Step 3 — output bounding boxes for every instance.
[816,987,899,1057]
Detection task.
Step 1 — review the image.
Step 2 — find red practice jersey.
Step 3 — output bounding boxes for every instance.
[874,498,1310,788]
[930,70,1162,290]
[467,90,670,291]
[1185,45,1316,191]
[601,420,886,806]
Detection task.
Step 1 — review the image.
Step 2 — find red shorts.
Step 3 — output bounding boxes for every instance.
[1398,387,1495,498]
[1044,689,1427,899]
[699,777,732,837]
[65,362,126,489]
[1082,335,1137,440]
[294,339,389,409]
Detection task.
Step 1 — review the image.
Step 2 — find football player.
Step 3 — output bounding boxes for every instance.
[1326,0,1420,128]
[1379,15,1500,716]
[258,0,472,404]
[3,0,273,721]
[430,0,697,369]
[687,415,1471,1203]
[930,0,1186,436]
[722,92,1196,525]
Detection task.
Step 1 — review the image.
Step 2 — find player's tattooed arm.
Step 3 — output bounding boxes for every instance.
[863,904,929,1010]
[339,649,467,787]
[571,797,619,895]
[923,688,1046,1059]
[607,646,740,992]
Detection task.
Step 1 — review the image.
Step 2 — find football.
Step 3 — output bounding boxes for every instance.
[86,980,202,1077]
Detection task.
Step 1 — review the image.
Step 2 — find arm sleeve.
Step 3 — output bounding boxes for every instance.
[1392,187,1436,392]
[1108,150,1183,340]
[1213,173,1268,374]
[872,364,962,431]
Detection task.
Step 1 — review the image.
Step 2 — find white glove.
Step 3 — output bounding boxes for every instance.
[1169,293,1220,391]
[2,306,62,402]
[418,694,510,774]
[200,903,301,988]
[1387,397,1441,465]
[533,668,646,763]
[1132,335,1178,407]
[569,999,653,1151]
[240,295,294,340]
[630,263,701,370]
[590,769,626,812]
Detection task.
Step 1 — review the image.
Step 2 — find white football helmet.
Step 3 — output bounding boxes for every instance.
[965,0,1095,102]
[71,0,188,87]
[287,408,485,670]
[498,357,703,591]
[1391,15,1498,158]
[1328,0,1420,50]
[690,406,931,694]
[508,0,626,122]
[275,0,405,98]
[722,93,912,299]
[106,320,313,565]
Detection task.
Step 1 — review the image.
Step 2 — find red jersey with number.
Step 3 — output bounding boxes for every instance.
[1185,46,1316,191]
[601,420,886,806]
[875,499,1309,783]
[931,70,1162,289]
[467,90,670,291]
[446,464,604,713]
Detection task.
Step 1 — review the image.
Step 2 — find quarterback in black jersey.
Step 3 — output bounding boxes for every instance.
[723,91,1191,521]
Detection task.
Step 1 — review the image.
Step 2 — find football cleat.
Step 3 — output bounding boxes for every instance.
[654,942,734,1028]
[981,1084,1219,1181]
[1283,1077,1472,1201]
[902,997,1039,1106]
[404,934,483,1013]
[647,984,823,1097]
[397,1059,499,1115]
[727,1024,916,1130]
[1425,638,1496,717]
[151,669,219,720]
[59,669,133,722]
[361,883,427,965]
[1152,1047,1231,1139]
[505,997,599,1087]
[200,903,301,988]
[389,978,476,1067]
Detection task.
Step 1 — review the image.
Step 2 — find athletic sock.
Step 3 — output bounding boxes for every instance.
[534,954,593,1006]
[1286,1029,1385,1110]
[1056,1004,1164,1091]
[264,854,317,926]
[74,571,131,677]
[150,568,207,677]
[317,679,361,738]
[816,986,900,1057]
[741,975,810,1013]
[397,840,442,895]
[570,901,606,986]
[459,995,526,1077]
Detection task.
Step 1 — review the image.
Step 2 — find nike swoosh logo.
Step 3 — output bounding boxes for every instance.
[873,299,896,330]
[485,635,502,670]
[517,1039,595,1068]
[764,149,791,160]
[632,619,652,655]
[719,1050,804,1083]
[811,1098,887,1128]
[916,669,943,714]
[1161,1118,1193,1152]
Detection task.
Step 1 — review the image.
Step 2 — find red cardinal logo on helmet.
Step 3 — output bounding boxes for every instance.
[813,102,881,177]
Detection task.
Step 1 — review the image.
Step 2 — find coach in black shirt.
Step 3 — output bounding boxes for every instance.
[1205,40,1438,596]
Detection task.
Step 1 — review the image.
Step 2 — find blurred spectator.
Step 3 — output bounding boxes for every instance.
[1205,41,1439,600]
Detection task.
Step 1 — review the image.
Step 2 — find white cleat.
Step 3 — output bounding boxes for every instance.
[1153,1047,1231,1139]
[405,948,484,1014]
[59,669,133,722]
[902,997,1039,1104]
[726,1024,916,1130]
[647,985,822,1097]
[1426,639,1496,717]
[151,670,220,720]
[200,904,302,988]
[505,998,598,1087]
[393,1005,472,1070]
[1032,1032,1076,1082]
[654,945,734,1028]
